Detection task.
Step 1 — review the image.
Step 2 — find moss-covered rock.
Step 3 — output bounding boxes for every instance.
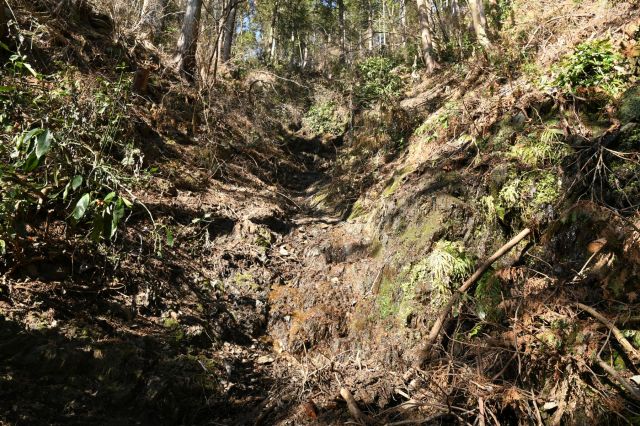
[619,85,640,122]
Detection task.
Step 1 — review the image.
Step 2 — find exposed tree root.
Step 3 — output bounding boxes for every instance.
[340,387,374,425]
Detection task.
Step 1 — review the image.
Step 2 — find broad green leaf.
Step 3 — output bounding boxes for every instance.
[110,199,125,238]
[92,212,105,242]
[23,63,38,78]
[0,86,15,93]
[35,130,52,158]
[121,197,133,208]
[72,193,91,220]
[103,191,116,204]
[71,175,83,190]
[15,128,41,156]
[23,152,40,172]
[21,127,42,146]
[0,239,5,255]
[166,227,174,247]
[63,181,71,201]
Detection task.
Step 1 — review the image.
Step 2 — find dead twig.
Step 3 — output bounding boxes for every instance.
[576,303,640,363]
[384,414,450,426]
[596,357,640,401]
[415,228,531,366]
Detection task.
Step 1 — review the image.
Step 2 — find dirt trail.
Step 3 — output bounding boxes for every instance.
[0,129,349,426]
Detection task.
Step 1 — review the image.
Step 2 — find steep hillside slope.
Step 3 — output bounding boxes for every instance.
[264,1,640,424]
[0,1,335,424]
[1,0,640,425]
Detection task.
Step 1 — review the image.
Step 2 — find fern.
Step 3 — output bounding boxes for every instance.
[425,240,474,307]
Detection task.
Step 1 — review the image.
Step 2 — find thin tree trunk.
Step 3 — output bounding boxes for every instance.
[367,0,374,51]
[337,0,346,61]
[298,36,305,67]
[468,0,491,48]
[433,0,450,44]
[400,0,407,48]
[416,0,437,72]
[269,0,279,63]
[451,0,463,58]
[138,0,165,41]
[173,0,203,79]
[221,1,238,62]
[207,0,240,85]
[381,0,387,47]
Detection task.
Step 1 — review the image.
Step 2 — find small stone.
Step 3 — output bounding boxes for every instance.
[256,355,274,364]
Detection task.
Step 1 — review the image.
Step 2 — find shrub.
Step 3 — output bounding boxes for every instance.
[554,39,626,95]
[303,101,345,135]
[355,56,404,106]
[0,54,141,258]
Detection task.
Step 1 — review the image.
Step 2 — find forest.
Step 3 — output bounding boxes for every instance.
[1,0,640,424]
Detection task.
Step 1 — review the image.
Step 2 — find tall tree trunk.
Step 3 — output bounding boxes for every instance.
[367,0,374,52]
[468,0,491,48]
[138,0,165,41]
[173,0,203,79]
[433,0,450,44]
[450,0,464,59]
[416,0,437,72]
[269,0,279,63]
[221,1,238,62]
[381,0,387,48]
[400,0,407,48]
[337,0,346,61]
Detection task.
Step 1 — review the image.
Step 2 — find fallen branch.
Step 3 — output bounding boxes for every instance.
[596,357,640,401]
[415,228,531,367]
[576,303,640,363]
[340,387,373,425]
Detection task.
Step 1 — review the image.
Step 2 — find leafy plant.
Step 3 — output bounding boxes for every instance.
[424,240,474,307]
[554,39,626,95]
[303,101,345,135]
[355,56,405,106]
[474,273,503,322]
[509,127,571,167]
[0,51,144,259]
[484,171,561,224]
